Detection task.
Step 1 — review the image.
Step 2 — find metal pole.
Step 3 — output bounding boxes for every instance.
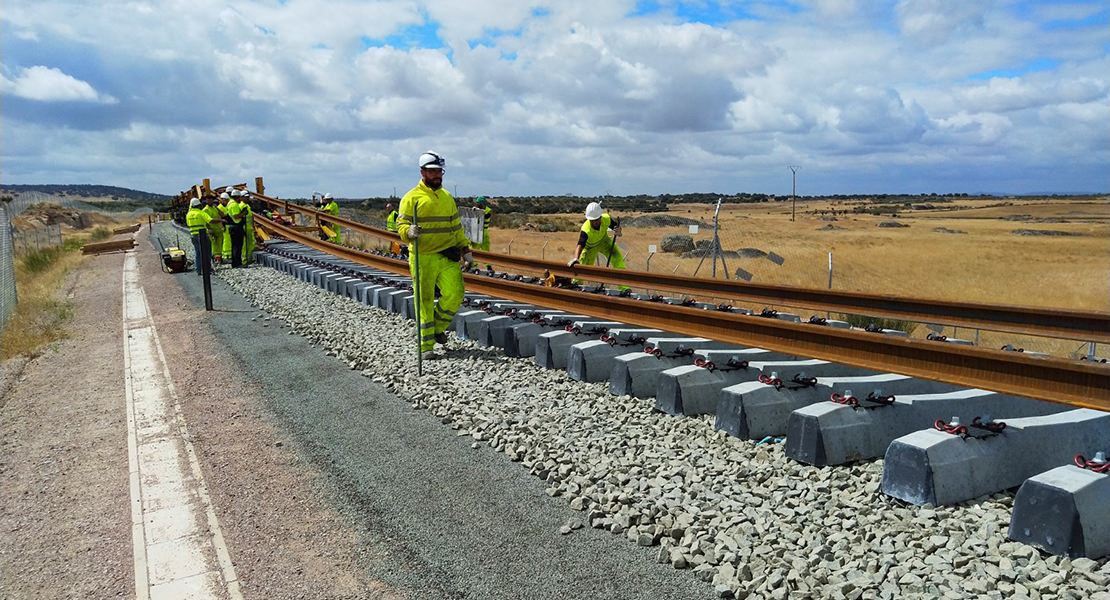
[199,230,213,311]
[412,212,422,376]
[789,166,800,222]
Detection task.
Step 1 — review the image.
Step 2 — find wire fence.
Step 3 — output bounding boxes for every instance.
[2,191,104,216]
[0,206,18,335]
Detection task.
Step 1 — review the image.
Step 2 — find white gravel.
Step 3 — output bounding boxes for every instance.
[179,233,1110,600]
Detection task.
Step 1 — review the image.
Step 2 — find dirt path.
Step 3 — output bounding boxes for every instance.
[1,241,381,599]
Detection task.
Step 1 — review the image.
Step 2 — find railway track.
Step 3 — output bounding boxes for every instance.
[247,194,1109,411]
[167,186,1110,574]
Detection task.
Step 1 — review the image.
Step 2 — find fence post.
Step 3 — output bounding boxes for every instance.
[0,205,18,333]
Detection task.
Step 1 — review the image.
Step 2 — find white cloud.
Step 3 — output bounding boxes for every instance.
[2,65,117,103]
[0,0,1106,196]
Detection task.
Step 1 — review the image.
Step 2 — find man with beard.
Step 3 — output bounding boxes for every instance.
[396,151,473,360]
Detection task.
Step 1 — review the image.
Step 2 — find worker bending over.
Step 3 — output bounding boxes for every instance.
[321,193,341,243]
[397,151,473,360]
[568,202,625,269]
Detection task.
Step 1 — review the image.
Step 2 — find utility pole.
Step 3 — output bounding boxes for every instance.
[788,166,800,222]
[454,184,458,197]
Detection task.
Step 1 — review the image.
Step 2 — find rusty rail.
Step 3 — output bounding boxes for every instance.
[253,216,1110,411]
[248,191,1110,344]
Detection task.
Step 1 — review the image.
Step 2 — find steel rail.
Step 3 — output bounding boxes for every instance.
[249,192,1110,344]
[254,216,1109,411]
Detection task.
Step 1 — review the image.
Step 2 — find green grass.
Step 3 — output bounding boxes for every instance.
[89,227,111,241]
[20,247,62,274]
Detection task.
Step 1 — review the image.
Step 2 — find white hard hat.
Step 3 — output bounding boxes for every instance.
[419,151,445,170]
[324,193,332,199]
[585,202,603,220]
[190,198,201,207]
[220,192,230,200]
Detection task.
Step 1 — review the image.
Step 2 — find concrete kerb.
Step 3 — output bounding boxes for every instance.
[881,408,1110,506]
[535,321,624,370]
[786,388,1068,467]
[716,373,967,444]
[609,338,743,398]
[1009,465,1110,559]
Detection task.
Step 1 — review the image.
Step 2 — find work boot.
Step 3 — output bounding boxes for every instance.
[421,349,440,361]
[434,332,449,345]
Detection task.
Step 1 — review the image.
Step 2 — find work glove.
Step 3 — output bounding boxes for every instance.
[612,226,623,238]
[407,224,422,239]
[461,250,475,268]
[567,257,580,267]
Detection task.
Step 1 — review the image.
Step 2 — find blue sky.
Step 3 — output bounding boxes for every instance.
[1,0,1107,198]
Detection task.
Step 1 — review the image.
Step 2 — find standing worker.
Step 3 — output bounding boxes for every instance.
[471,196,493,269]
[568,202,625,269]
[238,190,256,264]
[385,202,405,256]
[202,194,224,264]
[185,198,213,275]
[321,193,341,243]
[397,151,473,360]
[218,191,233,262]
[226,191,246,268]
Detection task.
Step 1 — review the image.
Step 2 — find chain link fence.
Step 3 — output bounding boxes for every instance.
[2,190,103,216]
[0,206,18,335]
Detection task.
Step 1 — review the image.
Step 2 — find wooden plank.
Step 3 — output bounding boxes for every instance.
[82,239,136,255]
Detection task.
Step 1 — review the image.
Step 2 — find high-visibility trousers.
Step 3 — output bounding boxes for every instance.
[409,251,464,352]
[581,238,626,269]
[243,215,255,262]
[222,227,232,259]
[209,225,224,258]
[579,238,630,290]
[331,224,342,244]
[470,232,491,268]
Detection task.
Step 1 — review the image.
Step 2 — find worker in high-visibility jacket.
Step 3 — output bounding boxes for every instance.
[386,202,405,257]
[218,192,233,261]
[202,195,224,263]
[321,193,341,243]
[237,190,256,263]
[397,151,473,360]
[470,196,493,269]
[568,202,625,269]
[226,192,246,268]
[185,198,213,275]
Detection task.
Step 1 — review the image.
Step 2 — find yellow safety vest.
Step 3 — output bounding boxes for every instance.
[387,210,399,232]
[397,180,468,255]
[186,207,212,234]
[580,214,614,249]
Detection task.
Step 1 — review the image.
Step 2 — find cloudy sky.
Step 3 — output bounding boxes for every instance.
[2,0,1107,199]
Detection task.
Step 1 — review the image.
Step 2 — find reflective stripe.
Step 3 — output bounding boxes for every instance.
[419,224,462,234]
[421,333,436,342]
[420,321,435,330]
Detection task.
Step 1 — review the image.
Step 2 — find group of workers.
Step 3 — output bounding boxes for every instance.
[184,188,258,273]
[185,152,625,364]
[394,151,625,360]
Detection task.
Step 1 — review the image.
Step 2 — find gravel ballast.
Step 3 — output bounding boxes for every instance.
[163,226,1110,600]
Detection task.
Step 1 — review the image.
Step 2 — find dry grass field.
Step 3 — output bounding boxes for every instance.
[470,196,1108,358]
